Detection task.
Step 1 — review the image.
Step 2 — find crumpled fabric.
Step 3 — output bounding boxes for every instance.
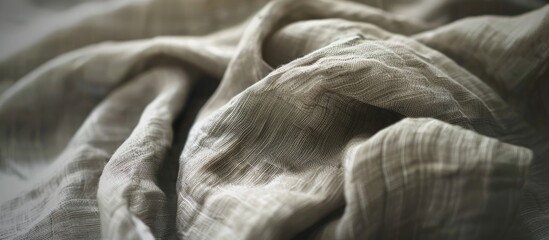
[0,0,548,239]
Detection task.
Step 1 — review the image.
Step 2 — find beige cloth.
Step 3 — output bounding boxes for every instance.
[0,0,548,239]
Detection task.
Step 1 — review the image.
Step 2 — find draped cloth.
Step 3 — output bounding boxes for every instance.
[0,0,548,239]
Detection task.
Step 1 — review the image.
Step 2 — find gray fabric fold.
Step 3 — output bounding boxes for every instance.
[1,0,548,239]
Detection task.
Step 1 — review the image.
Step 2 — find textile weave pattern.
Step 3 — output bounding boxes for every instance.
[0,0,548,239]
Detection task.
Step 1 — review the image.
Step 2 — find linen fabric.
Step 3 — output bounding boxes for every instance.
[0,0,548,239]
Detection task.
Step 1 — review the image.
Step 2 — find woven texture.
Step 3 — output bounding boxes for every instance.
[0,0,548,239]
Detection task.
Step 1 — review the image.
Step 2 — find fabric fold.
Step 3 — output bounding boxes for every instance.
[1,0,548,239]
